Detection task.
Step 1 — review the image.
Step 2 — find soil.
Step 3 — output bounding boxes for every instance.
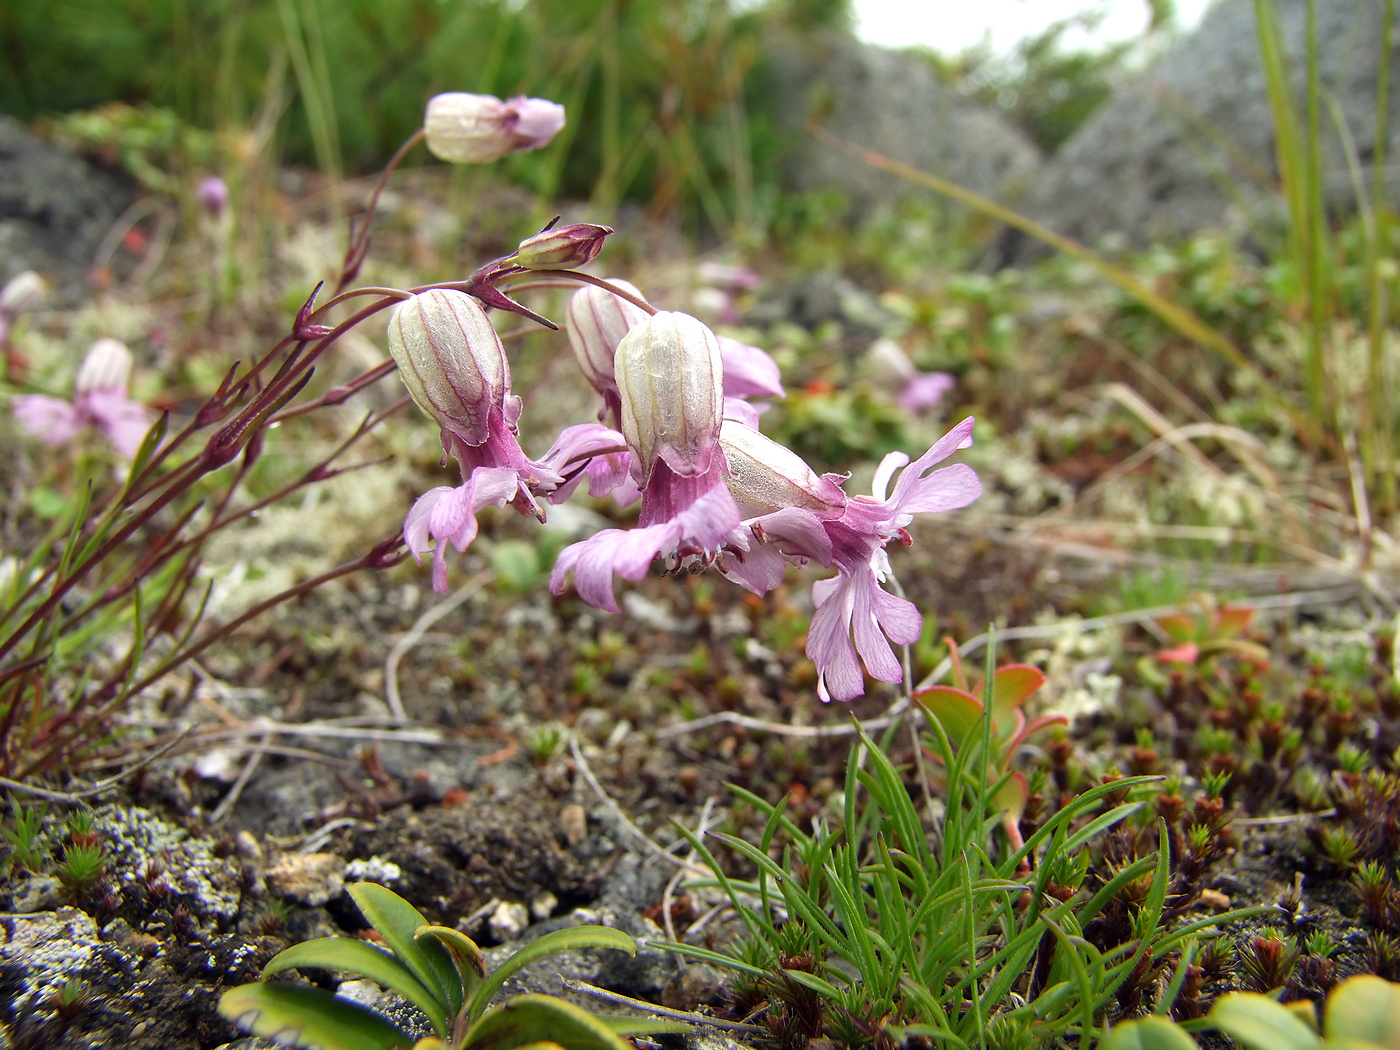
[2,506,1395,1049]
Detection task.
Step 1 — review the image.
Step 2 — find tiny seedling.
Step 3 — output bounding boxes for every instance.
[1,797,47,872]
[219,881,687,1050]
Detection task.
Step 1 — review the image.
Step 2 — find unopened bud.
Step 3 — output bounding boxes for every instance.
[512,222,612,270]
[615,311,723,479]
[387,289,510,444]
[423,92,566,165]
[196,176,230,218]
[719,420,846,519]
[75,339,134,396]
[565,279,649,402]
[0,271,46,319]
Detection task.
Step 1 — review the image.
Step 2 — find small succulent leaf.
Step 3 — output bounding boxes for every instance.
[912,687,983,751]
[218,982,415,1050]
[1099,1016,1201,1050]
[462,995,632,1050]
[991,771,1029,823]
[466,927,637,1024]
[1208,991,1322,1050]
[1324,974,1400,1046]
[262,938,449,1036]
[348,883,462,1016]
[1156,612,1201,644]
[1006,712,1070,755]
[416,925,488,1005]
[600,1016,692,1036]
[1155,642,1200,665]
[988,664,1046,737]
[411,1042,449,1050]
[1213,605,1253,638]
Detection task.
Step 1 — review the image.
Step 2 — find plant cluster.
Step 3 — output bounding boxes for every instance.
[220,881,684,1050]
[666,640,1265,1049]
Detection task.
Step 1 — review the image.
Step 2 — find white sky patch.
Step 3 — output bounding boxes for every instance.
[852,0,1215,55]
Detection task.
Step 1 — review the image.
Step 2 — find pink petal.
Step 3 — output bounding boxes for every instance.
[12,395,82,446]
[719,337,785,399]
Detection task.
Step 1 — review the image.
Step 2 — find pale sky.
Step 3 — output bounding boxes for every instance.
[852,0,1215,54]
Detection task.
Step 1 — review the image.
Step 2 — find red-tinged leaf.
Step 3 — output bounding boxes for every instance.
[913,686,983,751]
[1156,613,1200,644]
[989,664,1046,738]
[1213,606,1253,638]
[1006,713,1070,755]
[1155,642,1199,664]
[992,771,1029,823]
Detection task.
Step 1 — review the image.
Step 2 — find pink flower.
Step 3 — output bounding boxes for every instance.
[550,312,742,611]
[805,418,981,701]
[12,338,152,458]
[197,176,230,218]
[868,337,955,413]
[718,416,981,702]
[389,290,567,590]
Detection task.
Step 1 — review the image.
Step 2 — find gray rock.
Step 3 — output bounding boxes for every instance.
[1001,0,1400,263]
[0,116,136,293]
[759,29,1042,219]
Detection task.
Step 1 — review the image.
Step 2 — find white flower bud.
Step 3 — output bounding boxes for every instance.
[0,271,46,318]
[615,311,723,478]
[423,93,565,165]
[75,339,133,396]
[718,420,846,519]
[564,279,649,402]
[387,289,509,444]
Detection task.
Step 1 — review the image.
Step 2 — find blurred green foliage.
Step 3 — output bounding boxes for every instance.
[933,1,1177,152]
[1,0,850,229]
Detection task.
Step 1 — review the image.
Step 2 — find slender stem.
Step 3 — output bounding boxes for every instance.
[336,129,426,295]
[502,270,658,315]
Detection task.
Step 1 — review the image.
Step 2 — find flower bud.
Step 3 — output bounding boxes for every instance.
[718,420,846,519]
[511,222,612,270]
[423,92,565,165]
[197,176,230,218]
[564,279,649,402]
[387,289,509,445]
[615,312,723,479]
[75,339,134,396]
[0,271,46,319]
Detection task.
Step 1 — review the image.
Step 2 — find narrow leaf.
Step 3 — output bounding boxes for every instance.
[262,937,449,1036]
[463,995,632,1050]
[218,982,414,1050]
[416,924,487,1006]
[348,882,461,1016]
[466,927,636,1024]
[1099,1016,1201,1050]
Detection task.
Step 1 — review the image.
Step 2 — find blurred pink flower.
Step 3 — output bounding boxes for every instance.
[12,338,152,458]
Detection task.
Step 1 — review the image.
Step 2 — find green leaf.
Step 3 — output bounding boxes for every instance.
[463,995,632,1050]
[1099,1016,1200,1050]
[1324,974,1400,1046]
[262,937,449,1037]
[913,687,983,750]
[466,927,636,1024]
[599,1016,692,1036]
[218,982,414,1050]
[416,925,488,1007]
[1208,991,1322,1050]
[348,882,462,1017]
